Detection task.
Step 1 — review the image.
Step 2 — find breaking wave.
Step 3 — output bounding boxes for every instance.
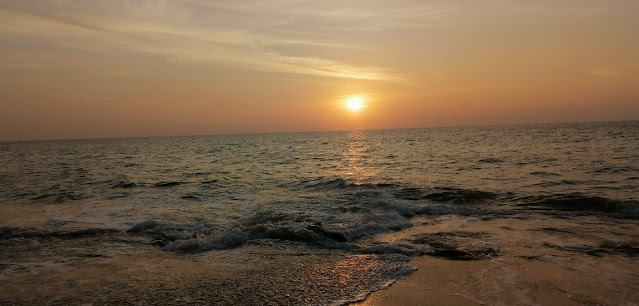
[517,193,639,217]
[291,177,397,191]
[160,212,351,252]
[0,226,119,240]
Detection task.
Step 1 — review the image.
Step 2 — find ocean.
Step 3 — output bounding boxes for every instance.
[1,121,638,305]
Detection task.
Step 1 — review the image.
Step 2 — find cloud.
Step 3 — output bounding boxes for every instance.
[0,1,431,82]
[0,0,620,82]
[587,66,629,77]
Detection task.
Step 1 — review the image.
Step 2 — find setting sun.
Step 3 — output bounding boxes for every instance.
[0,1,638,305]
[345,97,365,112]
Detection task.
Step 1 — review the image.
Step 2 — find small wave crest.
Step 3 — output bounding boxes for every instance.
[152,181,183,188]
[0,226,119,240]
[111,180,137,188]
[31,191,90,204]
[292,177,397,191]
[153,205,416,255]
[161,212,349,252]
[592,166,638,174]
[409,231,500,260]
[478,157,504,163]
[394,187,497,204]
[530,171,561,177]
[127,220,220,244]
[517,194,639,217]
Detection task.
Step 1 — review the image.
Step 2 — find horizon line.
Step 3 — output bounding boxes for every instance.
[1,118,637,143]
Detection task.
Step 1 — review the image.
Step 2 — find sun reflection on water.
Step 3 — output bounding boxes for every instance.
[341,131,378,183]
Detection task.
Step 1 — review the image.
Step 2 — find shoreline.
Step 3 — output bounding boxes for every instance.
[354,213,639,306]
[1,213,638,305]
[357,252,639,305]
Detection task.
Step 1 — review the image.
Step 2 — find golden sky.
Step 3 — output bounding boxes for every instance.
[1,0,638,141]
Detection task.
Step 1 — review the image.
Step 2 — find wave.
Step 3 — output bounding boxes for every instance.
[477,157,504,163]
[292,177,637,218]
[151,206,417,255]
[338,213,412,241]
[412,204,504,217]
[296,177,499,205]
[161,212,350,252]
[181,194,203,201]
[0,226,119,240]
[530,171,561,177]
[516,194,639,217]
[152,181,183,188]
[127,220,220,245]
[109,175,139,188]
[351,190,416,217]
[128,220,160,233]
[31,191,90,203]
[111,180,138,188]
[155,200,500,256]
[422,188,497,204]
[410,231,500,260]
[293,177,397,191]
[358,244,431,256]
[155,207,504,260]
[389,185,637,217]
[592,166,638,174]
[532,180,584,187]
[394,187,497,204]
[543,241,638,257]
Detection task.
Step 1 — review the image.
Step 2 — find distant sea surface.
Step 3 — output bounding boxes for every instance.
[1,121,638,304]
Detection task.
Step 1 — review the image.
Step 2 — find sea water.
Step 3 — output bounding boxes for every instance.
[1,121,637,304]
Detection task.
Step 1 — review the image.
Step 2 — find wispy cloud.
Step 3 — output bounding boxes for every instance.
[1,1,440,82]
[0,0,623,82]
[587,65,629,77]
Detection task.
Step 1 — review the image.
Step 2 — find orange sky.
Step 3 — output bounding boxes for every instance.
[1,0,638,141]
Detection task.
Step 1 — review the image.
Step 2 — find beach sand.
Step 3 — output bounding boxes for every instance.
[357,255,638,306]
[1,212,637,305]
[357,214,639,306]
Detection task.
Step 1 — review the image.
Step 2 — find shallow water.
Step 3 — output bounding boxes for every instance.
[1,121,638,304]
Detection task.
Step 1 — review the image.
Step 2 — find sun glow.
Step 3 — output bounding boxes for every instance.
[345,97,365,112]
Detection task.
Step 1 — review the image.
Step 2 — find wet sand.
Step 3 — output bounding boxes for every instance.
[1,209,637,305]
[358,255,638,306]
[357,214,639,306]
[0,230,413,305]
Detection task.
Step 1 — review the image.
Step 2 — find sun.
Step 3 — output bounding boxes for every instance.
[345,97,365,112]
